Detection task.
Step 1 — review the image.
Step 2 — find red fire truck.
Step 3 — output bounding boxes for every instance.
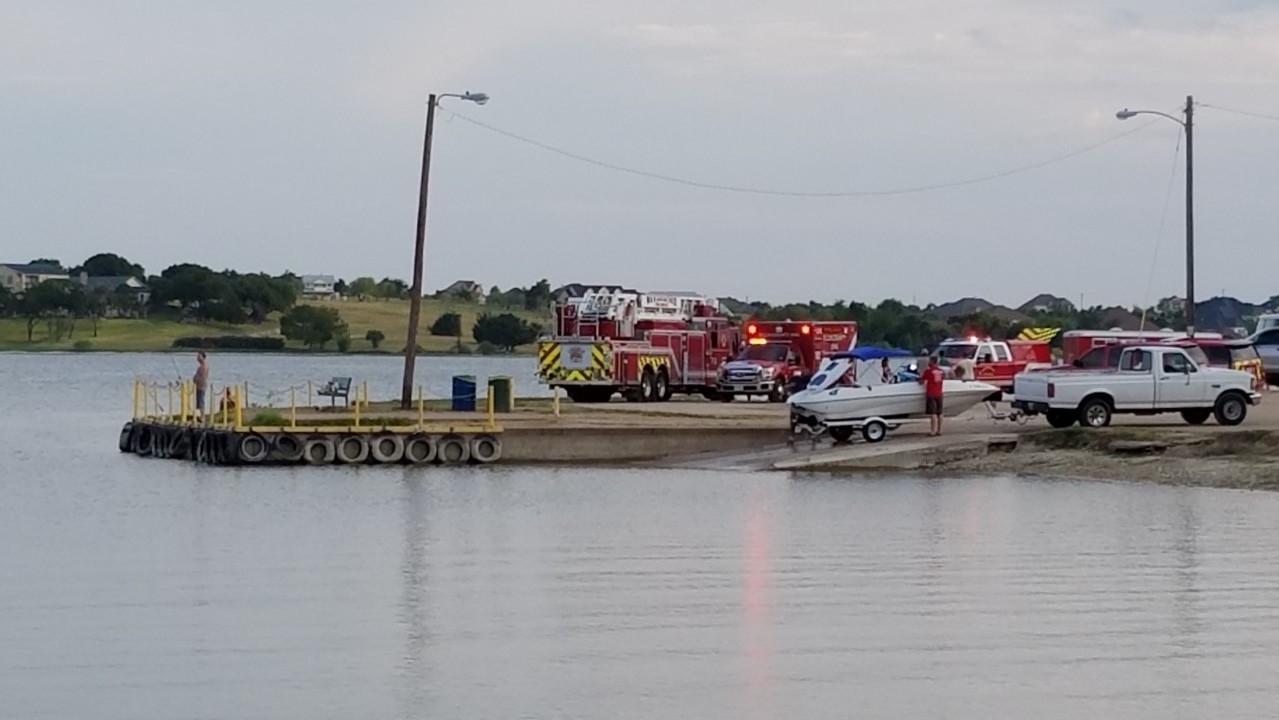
[932,336,1053,392]
[716,319,858,401]
[536,289,739,402]
[1060,329,1223,365]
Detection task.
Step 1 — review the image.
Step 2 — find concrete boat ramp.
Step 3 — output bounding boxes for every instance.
[645,433,1022,473]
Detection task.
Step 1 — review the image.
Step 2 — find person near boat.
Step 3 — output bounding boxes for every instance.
[920,356,946,436]
[193,352,209,417]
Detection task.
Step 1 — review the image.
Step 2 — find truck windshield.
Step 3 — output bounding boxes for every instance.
[1180,346,1210,367]
[737,344,788,362]
[936,344,977,361]
[1229,345,1261,364]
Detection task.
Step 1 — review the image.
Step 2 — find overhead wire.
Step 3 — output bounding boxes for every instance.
[440,109,1163,198]
[1199,103,1279,124]
[1140,126,1184,326]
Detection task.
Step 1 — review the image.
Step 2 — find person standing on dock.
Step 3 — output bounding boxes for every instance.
[921,355,946,436]
[193,352,209,418]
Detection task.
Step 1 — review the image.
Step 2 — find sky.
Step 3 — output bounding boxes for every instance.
[2,0,1277,308]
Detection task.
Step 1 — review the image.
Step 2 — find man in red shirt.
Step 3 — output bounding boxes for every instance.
[920,355,946,436]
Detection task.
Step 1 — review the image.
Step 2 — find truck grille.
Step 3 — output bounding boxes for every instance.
[726,369,762,382]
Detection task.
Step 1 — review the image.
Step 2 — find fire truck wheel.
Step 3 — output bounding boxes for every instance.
[719,393,734,403]
[654,370,671,402]
[639,369,656,402]
[768,380,788,403]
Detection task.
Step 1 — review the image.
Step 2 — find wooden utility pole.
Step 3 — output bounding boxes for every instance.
[401,95,437,409]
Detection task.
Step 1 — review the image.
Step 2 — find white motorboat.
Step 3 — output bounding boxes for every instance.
[787,357,1000,425]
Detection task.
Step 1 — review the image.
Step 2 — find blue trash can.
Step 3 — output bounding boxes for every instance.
[451,375,477,412]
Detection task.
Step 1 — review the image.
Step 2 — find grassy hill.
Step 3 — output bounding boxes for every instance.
[0,298,549,353]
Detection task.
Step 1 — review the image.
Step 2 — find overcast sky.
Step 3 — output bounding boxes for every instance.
[3,0,1277,307]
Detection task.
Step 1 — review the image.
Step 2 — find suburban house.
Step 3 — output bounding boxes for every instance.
[79,274,151,314]
[300,274,338,300]
[441,280,486,303]
[0,263,69,291]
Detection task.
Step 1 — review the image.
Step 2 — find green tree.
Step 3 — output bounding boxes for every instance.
[18,279,82,341]
[28,258,64,270]
[523,279,551,311]
[429,311,461,337]
[347,276,377,299]
[71,253,145,278]
[232,272,298,322]
[0,284,14,317]
[473,312,540,351]
[375,277,408,299]
[280,305,347,349]
[365,329,385,348]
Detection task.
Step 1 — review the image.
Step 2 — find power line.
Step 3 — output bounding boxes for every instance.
[1142,127,1184,314]
[440,109,1161,198]
[1199,103,1279,124]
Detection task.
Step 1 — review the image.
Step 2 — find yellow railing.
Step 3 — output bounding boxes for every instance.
[130,377,500,431]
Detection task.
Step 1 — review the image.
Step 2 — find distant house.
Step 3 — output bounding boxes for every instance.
[930,297,1030,324]
[79,274,151,314]
[300,274,338,300]
[1098,306,1143,331]
[1017,294,1075,315]
[0,263,68,291]
[441,280,487,303]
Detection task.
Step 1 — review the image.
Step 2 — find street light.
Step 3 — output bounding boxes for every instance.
[401,91,490,409]
[1116,95,1196,336]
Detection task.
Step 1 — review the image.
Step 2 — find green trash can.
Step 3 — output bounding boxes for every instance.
[487,376,513,413]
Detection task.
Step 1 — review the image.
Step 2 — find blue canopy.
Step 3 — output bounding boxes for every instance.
[831,346,913,361]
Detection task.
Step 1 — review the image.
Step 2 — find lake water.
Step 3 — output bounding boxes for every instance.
[4,353,1279,718]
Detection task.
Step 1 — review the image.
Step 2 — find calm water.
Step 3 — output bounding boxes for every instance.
[4,353,1279,718]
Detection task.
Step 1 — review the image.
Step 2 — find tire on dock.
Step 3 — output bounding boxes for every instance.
[403,434,437,465]
[236,433,270,464]
[134,424,155,457]
[119,422,134,453]
[272,433,305,463]
[437,434,471,465]
[303,435,336,465]
[335,434,370,464]
[370,433,406,464]
[470,434,501,464]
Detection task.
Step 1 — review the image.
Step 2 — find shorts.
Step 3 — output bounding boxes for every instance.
[925,396,943,415]
[196,388,206,411]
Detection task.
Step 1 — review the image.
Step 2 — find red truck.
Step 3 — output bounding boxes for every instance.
[536,289,738,402]
[716,319,858,401]
[932,336,1052,393]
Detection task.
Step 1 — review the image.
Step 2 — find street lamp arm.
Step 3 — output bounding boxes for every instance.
[1115,108,1185,127]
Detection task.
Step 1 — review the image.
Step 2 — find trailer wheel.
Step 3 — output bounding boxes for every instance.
[862,420,888,443]
[639,369,656,403]
[830,426,854,443]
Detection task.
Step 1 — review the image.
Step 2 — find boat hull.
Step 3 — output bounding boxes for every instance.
[788,380,999,424]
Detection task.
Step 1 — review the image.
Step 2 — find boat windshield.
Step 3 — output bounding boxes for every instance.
[736,344,788,362]
[806,358,855,391]
[936,344,977,361]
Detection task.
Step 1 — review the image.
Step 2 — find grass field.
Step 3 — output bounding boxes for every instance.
[0,299,550,353]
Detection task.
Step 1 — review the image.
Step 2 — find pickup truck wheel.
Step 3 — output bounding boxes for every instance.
[1213,393,1247,426]
[768,379,788,403]
[1046,411,1076,429]
[1180,408,1211,425]
[1078,398,1112,428]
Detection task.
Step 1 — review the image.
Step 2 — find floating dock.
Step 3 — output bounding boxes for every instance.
[118,420,502,466]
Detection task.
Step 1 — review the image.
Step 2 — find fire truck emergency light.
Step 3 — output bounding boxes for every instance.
[800,325,811,335]
[748,338,767,345]
[747,324,757,335]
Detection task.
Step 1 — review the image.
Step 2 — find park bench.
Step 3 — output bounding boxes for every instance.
[317,377,352,407]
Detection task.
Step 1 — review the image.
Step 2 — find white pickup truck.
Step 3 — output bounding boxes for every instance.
[1012,345,1261,428]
